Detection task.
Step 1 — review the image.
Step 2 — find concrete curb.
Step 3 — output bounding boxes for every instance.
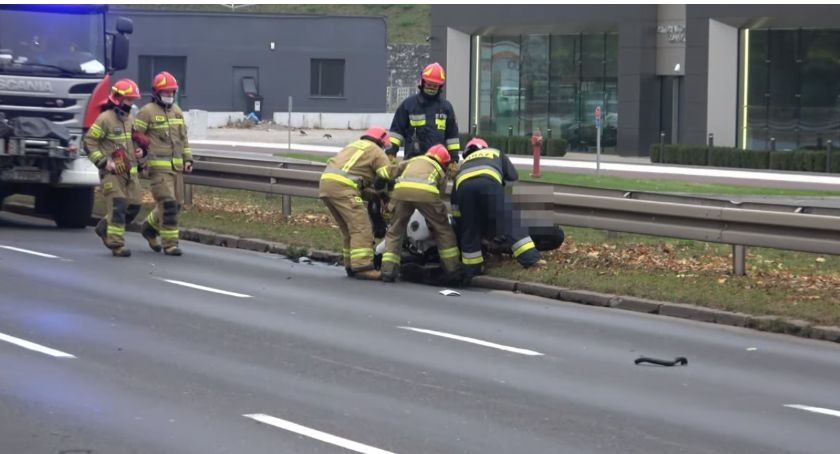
[3,202,837,345]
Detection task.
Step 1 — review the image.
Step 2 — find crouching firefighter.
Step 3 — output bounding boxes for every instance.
[320,127,399,280]
[133,71,193,256]
[381,144,462,284]
[452,137,541,284]
[84,79,144,257]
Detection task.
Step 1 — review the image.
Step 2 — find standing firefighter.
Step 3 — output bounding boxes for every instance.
[380,144,461,284]
[452,138,541,283]
[85,79,144,257]
[134,71,193,256]
[320,127,398,280]
[388,62,461,163]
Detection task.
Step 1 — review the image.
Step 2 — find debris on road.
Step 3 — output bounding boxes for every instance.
[634,356,688,367]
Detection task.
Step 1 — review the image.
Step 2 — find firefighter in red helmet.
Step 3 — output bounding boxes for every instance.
[388,62,461,163]
[133,71,193,256]
[84,79,145,257]
[319,126,400,280]
[380,144,461,284]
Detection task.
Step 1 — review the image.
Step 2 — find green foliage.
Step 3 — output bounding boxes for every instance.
[458,134,567,157]
[650,144,840,173]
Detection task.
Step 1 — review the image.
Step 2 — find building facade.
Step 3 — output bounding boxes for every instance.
[430,4,840,156]
[107,9,387,118]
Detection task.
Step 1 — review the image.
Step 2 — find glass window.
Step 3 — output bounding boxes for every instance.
[475,32,618,150]
[520,34,549,135]
[800,30,840,148]
[310,58,344,97]
[490,35,520,135]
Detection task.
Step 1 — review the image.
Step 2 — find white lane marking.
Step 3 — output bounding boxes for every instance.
[243,413,397,454]
[0,245,60,259]
[397,326,543,356]
[161,279,252,298]
[0,331,76,358]
[784,404,840,419]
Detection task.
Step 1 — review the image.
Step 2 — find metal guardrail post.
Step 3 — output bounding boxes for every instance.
[184,183,193,207]
[732,245,746,276]
[827,140,833,173]
[281,195,292,217]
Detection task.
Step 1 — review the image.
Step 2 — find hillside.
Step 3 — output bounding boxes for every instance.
[121,4,430,44]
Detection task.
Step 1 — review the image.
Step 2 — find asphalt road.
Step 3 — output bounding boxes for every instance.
[2,211,840,454]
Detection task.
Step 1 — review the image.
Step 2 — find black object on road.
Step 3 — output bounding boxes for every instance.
[635,356,688,367]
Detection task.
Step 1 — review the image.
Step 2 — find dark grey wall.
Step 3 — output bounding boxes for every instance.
[107,10,387,116]
[430,5,659,156]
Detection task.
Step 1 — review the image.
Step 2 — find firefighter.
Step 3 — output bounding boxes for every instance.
[320,127,398,280]
[85,79,144,257]
[133,71,193,256]
[451,137,541,284]
[380,144,461,284]
[388,62,461,163]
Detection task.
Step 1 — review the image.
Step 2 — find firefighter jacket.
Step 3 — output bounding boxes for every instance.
[134,101,192,172]
[391,155,449,203]
[319,139,398,197]
[389,92,460,161]
[84,109,140,175]
[453,148,518,191]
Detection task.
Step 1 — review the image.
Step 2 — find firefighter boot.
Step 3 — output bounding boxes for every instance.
[112,246,132,257]
[354,269,382,281]
[164,246,183,256]
[94,218,108,246]
[141,221,162,253]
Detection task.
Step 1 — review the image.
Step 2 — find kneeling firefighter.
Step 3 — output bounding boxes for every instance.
[85,79,145,257]
[320,127,399,280]
[380,144,461,283]
[451,137,541,283]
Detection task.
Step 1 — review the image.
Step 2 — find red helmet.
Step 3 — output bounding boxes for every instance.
[465,137,488,153]
[426,144,451,166]
[107,79,141,105]
[363,126,390,148]
[421,62,446,85]
[152,71,178,93]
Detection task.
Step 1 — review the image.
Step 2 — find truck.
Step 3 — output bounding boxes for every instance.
[0,4,132,227]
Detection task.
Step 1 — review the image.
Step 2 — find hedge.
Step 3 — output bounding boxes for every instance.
[650,144,840,173]
[458,134,567,157]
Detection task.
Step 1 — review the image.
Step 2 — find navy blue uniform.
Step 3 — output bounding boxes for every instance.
[451,147,540,281]
[389,92,460,162]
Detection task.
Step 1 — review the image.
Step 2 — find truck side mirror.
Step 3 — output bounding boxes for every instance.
[116,17,133,35]
[110,33,130,72]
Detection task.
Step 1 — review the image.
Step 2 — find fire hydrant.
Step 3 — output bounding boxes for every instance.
[531,129,543,178]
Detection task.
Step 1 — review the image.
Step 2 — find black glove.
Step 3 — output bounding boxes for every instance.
[373,175,391,191]
[385,143,399,158]
[450,150,461,164]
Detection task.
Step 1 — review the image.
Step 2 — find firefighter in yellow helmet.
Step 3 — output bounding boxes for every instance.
[320,127,399,280]
[133,71,193,256]
[84,78,144,257]
[380,144,461,284]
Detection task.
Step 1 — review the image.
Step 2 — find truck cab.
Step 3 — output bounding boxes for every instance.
[0,4,132,227]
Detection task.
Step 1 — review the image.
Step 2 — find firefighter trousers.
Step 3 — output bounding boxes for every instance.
[381,198,461,280]
[455,177,540,279]
[145,170,184,248]
[321,192,376,272]
[100,172,143,249]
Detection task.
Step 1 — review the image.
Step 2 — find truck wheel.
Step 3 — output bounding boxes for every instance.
[51,187,94,229]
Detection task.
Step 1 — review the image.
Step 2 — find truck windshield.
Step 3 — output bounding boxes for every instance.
[0,8,105,77]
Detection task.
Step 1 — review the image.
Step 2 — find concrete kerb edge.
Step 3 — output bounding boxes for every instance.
[1,202,836,344]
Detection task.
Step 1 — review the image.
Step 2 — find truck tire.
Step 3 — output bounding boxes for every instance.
[51,187,94,229]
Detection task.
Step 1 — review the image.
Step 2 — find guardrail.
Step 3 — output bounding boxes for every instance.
[186,151,840,275]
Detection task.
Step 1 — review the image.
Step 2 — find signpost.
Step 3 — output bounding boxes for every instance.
[595,105,602,175]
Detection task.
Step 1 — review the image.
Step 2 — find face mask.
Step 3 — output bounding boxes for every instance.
[115,103,132,115]
[161,96,175,106]
[423,85,440,96]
